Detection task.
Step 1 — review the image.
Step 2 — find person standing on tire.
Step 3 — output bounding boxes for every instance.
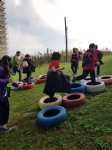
[12,51,22,81]
[70,48,79,76]
[22,54,36,83]
[43,52,71,103]
[72,43,100,85]
[0,55,19,133]
[94,44,103,77]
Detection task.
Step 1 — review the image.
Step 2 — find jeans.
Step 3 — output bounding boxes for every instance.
[71,63,78,74]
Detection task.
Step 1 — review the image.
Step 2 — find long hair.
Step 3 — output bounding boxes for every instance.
[0,55,11,74]
[51,52,61,60]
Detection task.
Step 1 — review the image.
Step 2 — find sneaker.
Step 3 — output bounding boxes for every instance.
[72,77,76,83]
[0,126,11,133]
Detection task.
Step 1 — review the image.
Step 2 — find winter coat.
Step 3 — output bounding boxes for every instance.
[23,57,35,73]
[82,49,97,70]
[0,66,18,101]
[94,50,103,65]
[43,70,71,95]
[70,53,79,64]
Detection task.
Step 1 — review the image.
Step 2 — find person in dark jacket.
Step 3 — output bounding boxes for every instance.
[72,43,100,84]
[43,52,71,103]
[94,44,103,77]
[22,54,35,83]
[70,48,79,76]
[0,55,19,133]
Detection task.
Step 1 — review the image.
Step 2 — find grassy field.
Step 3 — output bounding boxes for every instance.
[0,55,112,150]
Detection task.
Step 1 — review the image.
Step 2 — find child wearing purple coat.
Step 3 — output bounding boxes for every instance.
[0,55,19,133]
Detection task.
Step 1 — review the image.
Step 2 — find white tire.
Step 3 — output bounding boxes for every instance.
[39,94,62,109]
[84,80,105,93]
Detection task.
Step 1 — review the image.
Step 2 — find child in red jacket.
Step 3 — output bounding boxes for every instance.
[72,43,100,84]
[44,52,71,103]
[94,45,103,77]
[70,48,79,76]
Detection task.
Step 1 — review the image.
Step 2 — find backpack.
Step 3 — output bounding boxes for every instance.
[23,60,28,68]
[82,51,90,63]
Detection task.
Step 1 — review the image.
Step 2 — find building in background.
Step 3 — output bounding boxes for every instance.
[0,0,8,57]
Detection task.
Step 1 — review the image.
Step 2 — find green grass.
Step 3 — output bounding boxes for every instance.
[0,55,112,150]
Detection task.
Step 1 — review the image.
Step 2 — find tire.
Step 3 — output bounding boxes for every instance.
[71,82,85,94]
[97,75,112,84]
[39,74,47,78]
[19,82,35,90]
[84,80,105,92]
[21,78,36,83]
[39,94,62,109]
[37,106,67,127]
[63,92,86,107]
[80,77,97,85]
[37,74,47,84]
[11,82,23,90]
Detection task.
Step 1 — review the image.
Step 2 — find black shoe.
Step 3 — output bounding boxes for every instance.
[72,77,76,83]
[0,126,11,133]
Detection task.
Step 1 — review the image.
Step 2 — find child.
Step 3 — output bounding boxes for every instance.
[70,48,79,76]
[0,55,19,133]
[22,54,36,83]
[12,51,22,81]
[94,44,103,77]
[72,43,100,84]
[43,52,71,103]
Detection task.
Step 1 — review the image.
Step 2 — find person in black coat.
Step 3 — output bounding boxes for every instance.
[22,54,35,83]
[43,52,71,103]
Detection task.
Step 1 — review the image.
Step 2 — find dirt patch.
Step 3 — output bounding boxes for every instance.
[10,125,18,129]
[22,112,35,117]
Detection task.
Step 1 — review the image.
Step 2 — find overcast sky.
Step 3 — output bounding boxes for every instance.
[5,0,112,56]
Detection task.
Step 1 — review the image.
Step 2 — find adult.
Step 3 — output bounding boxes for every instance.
[12,51,22,81]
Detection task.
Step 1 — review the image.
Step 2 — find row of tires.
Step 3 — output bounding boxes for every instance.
[11,80,105,92]
[37,92,86,127]
[39,93,86,109]
[37,74,112,84]
[37,75,112,127]
[11,75,112,90]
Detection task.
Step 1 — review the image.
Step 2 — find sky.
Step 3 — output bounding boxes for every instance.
[5,0,112,56]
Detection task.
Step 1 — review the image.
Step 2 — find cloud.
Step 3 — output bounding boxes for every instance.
[5,0,112,56]
[8,26,45,55]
